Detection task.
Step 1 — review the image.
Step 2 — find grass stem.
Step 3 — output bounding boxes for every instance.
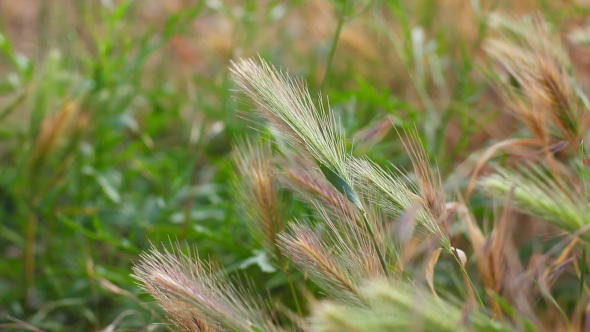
[321,0,349,88]
[361,212,390,277]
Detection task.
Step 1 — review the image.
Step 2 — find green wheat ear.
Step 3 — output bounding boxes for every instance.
[230,57,350,185]
[311,279,515,332]
[480,166,590,242]
[230,57,391,275]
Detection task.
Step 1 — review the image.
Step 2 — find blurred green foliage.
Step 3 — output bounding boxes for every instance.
[0,0,588,330]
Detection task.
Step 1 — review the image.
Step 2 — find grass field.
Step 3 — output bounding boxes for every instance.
[2,0,590,331]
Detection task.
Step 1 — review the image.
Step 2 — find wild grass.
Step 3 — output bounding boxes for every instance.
[311,280,513,332]
[480,166,590,242]
[136,10,590,330]
[133,245,284,332]
[4,1,590,331]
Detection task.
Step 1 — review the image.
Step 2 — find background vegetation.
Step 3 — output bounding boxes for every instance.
[2,0,590,331]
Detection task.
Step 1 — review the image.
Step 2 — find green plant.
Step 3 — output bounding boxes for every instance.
[132,57,494,331]
[133,12,590,330]
[4,1,590,331]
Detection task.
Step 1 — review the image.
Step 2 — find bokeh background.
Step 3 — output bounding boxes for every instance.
[1,0,590,330]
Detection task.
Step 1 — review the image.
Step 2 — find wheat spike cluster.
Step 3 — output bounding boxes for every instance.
[133,14,590,332]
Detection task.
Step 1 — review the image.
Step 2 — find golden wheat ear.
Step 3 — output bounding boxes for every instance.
[279,223,361,302]
[278,200,391,301]
[485,14,589,147]
[232,138,285,258]
[132,245,284,332]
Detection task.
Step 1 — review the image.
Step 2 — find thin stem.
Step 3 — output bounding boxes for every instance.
[361,212,390,277]
[450,204,488,311]
[283,263,303,317]
[274,232,303,316]
[448,245,487,312]
[25,213,37,305]
[321,0,349,88]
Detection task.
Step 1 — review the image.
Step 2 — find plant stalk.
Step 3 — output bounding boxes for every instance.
[361,212,390,277]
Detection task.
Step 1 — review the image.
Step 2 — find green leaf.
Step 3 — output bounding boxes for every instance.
[319,163,363,210]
